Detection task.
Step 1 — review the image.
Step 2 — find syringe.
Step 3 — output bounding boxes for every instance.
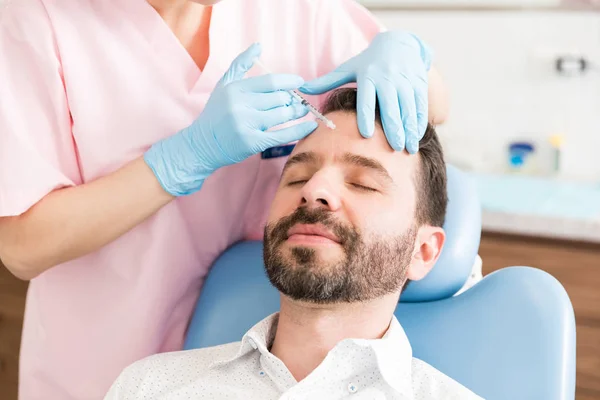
[253,59,336,130]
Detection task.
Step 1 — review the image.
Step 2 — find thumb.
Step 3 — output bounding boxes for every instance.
[298,64,354,95]
[218,43,262,88]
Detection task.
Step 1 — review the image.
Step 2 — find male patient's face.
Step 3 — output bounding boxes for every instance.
[264,112,422,303]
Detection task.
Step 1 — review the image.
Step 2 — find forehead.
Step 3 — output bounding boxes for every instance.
[290,111,419,182]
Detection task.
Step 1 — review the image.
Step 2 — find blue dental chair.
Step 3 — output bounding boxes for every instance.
[184,165,576,400]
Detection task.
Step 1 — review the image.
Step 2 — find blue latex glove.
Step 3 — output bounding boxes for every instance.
[144,43,318,196]
[300,31,432,154]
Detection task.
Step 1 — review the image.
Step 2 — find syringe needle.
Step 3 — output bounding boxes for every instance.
[253,59,336,130]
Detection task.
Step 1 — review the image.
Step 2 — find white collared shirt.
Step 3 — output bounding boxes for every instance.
[105,314,483,399]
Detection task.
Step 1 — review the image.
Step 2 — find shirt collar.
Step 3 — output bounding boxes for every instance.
[242,313,279,355]
[210,313,279,367]
[368,316,415,396]
[211,313,414,397]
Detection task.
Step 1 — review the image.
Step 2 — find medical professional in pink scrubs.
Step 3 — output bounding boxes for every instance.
[0,0,448,398]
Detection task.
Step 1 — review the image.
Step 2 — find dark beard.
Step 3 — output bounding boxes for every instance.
[263,207,416,304]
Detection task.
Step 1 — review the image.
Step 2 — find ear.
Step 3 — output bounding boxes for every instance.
[407,226,446,281]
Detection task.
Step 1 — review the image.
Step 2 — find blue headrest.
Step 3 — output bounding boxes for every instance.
[401,164,482,302]
[394,267,576,399]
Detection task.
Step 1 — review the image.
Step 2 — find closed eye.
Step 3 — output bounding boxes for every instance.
[288,180,308,186]
[350,183,377,192]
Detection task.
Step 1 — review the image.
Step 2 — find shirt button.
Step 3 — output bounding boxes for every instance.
[348,383,358,394]
[248,339,258,349]
[259,371,266,377]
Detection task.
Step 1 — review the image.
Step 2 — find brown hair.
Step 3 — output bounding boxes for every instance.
[321,88,447,227]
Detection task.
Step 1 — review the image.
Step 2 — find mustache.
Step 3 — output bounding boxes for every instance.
[267,207,356,245]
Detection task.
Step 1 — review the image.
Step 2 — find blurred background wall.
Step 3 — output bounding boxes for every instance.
[368,6,600,181]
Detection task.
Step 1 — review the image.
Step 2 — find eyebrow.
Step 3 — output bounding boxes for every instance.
[283,151,394,183]
[341,153,393,183]
[282,152,321,175]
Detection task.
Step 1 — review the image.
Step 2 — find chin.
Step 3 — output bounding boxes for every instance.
[283,242,343,266]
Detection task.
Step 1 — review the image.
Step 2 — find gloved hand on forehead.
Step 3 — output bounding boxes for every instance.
[300,31,432,154]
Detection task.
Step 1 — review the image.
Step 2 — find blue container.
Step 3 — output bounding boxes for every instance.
[508,142,535,170]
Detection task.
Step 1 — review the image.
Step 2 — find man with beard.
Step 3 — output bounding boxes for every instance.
[105,88,482,400]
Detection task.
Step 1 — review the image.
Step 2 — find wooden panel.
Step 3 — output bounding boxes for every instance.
[480,233,600,400]
[0,261,26,400]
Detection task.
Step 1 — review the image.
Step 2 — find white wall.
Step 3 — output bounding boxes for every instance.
[372,10,600,182]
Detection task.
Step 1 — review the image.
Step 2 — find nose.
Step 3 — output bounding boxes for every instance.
[299,170,342,212]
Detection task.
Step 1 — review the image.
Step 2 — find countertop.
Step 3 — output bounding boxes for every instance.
[471,172,600,243]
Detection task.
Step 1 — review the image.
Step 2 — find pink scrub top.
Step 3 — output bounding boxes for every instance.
[0,0,382,398]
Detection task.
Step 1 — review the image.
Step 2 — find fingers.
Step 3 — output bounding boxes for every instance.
[218,43,262,87]
[411,92,428,155]
[356,76,376,138]
[263,121,319,148]
[239,74,305,93]
[259,103,309,130]
[415,78,429,140]
[396,79,419,154]
[298,63,354,95]
[376,83,405,152]
[253,91,294,111]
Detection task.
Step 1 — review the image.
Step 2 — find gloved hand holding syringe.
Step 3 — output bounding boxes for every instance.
[253,59,336,130]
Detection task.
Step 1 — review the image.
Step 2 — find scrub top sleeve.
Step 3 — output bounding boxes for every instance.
[0,0,81,217]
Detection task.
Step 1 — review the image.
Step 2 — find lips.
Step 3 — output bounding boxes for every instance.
[287,223,341,243]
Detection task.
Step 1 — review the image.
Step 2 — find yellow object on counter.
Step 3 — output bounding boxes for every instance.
[548,134,564,174]
[549,134,564,148]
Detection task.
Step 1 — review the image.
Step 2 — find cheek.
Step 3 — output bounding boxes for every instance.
[346,196,410,236]
[267,191,296,225]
